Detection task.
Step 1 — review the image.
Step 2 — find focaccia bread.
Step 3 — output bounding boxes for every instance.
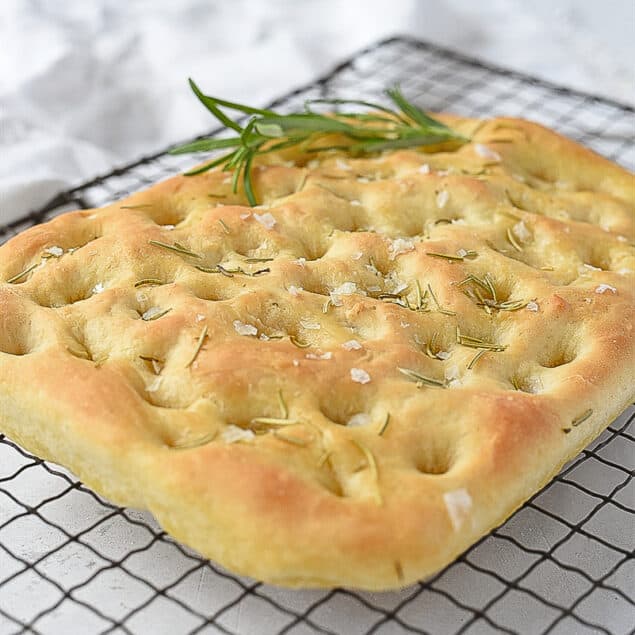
[1,115,633,590]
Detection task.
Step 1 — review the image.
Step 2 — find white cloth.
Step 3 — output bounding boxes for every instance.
[1,0,633,224]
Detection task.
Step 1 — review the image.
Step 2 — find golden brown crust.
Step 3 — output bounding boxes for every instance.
[1,115,634,589]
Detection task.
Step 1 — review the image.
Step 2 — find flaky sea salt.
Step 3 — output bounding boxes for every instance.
[342,339,362,351]
[330,282,358,306]
[305,351,332,360]
[145,376,163,393]
[240,212,251,220]
[350,200,362,206]
[294,257,306,267]
[513,220,531,242]
[456,248,468,258]
[196,314,206,322]
[443,489,473,531]
[436,351,451,360]
[474,143,501,162]
[300,318,321,330]
[389,237,415,260]
[436,190,449,209]
[44,246,64,257]
[336,158,351,170]
[91,283,105,295]
[253,212,276,230]
[352,251,363,260]
[350,368,371,384]
[418,163,430,174]
[526,301,539,312]
[222,425,255,444]
[595,284,617,294]
[444,364,460,384]
[288,285,302,297]
[233,320,258,336]
[347,413,371,427]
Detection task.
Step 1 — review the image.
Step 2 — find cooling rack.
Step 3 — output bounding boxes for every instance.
[0,36,633,635]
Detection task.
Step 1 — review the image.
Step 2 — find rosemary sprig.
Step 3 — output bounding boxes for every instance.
[170,82,468,205]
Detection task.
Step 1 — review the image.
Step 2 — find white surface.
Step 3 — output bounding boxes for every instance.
[0,0,634,224]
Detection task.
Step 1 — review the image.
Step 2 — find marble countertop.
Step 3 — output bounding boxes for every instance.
[0,0,633,224]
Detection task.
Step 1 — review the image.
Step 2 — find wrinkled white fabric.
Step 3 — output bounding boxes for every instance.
[1,0,633,223]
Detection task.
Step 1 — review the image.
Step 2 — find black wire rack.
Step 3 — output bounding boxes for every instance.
[0,36,633,635]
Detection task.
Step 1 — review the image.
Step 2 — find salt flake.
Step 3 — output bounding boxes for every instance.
[389,237,415,260]
[526,301,539,312]
[443,489,472,531]
[300,318,321,330]
[342,339,362,351]
[474,143,501,161]
[145,376,163,393]
[44,246,64,257]
[305,352,333,360]
[350,368,371,384]
[233,320,258,336]
[91,283,105,295]
[418,164,430,174]
[595,284,617,294]
[436,190,449,209]
[253,212,276,230]
[336,159,351,170]
[288,285,302,297]
[347,413,371,427]
[222,425,255,444]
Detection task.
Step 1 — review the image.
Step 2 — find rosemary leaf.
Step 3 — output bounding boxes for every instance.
[185,325,208,368]
[398,367,447,388]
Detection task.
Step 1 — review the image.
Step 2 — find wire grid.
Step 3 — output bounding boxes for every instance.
[0,36,634,635]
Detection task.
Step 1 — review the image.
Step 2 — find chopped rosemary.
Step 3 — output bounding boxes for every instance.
[506,226,523,252]
[289,335,310,348]
[323,298,332,313]
[426,251,463,262]
[467,349,487,369]
[395,560,405,583]
[171,432,216,450]
[572,409,593,427]
[139,355,164,375]
[251,417,299,426]
[427,283,456,316]
[149,240,202,259]
[378,413,391,436]
[426,249,477,262]
[142,308,172,321]
[350,440,382,505]
[134,278,165,287]
[185,325,208,368]
[170,82,467,206]
[120,204,153,210]
[244,257,274,263]
[273,431,307,447]
[398,367,447,388]
[7,263,38,284]
[456,327,506,352]
[277,390,288,419]
[218,219,230,234]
